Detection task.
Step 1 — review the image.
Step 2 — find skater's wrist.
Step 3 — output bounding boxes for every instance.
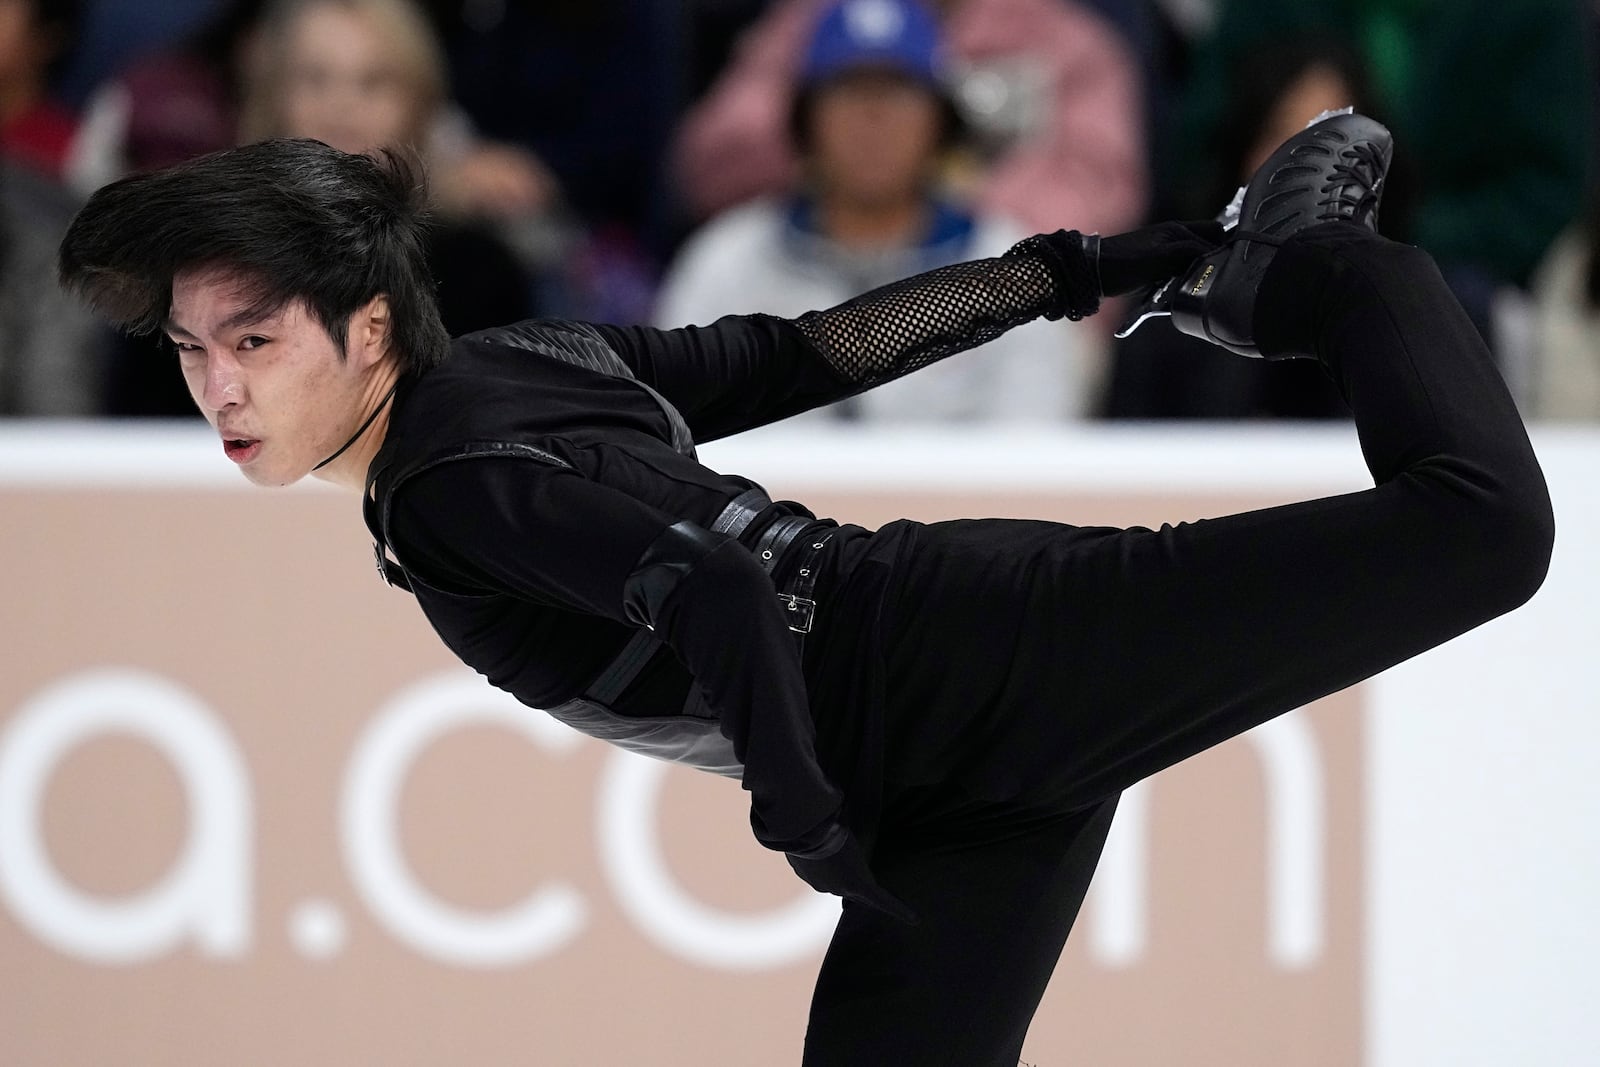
[1097,219,1226,297]
[1006,230,1101,321]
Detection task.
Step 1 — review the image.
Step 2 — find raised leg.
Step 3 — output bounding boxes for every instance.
[879,224,1554,807]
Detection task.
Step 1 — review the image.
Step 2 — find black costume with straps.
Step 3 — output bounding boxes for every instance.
[363,235,1100,862]
[361,226,1552,1065]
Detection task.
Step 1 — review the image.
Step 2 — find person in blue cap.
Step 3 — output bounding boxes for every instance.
[57,108,1550,1063]
[673,0,1147,240]
[657,0,1085,422]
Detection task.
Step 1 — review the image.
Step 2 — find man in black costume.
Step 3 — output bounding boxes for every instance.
[57,112,1552,1064]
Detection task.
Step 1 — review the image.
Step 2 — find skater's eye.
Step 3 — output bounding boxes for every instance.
[239,335,269,351]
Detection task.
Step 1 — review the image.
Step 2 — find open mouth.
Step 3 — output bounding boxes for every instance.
[222,437,261,463]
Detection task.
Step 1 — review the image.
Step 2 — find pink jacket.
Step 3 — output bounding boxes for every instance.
[672,0,1147,236]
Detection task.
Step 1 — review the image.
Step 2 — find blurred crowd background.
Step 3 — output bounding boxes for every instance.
[1,0,1596,423]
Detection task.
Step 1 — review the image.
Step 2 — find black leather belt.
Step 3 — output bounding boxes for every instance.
[752,514,813,626]
[759,519,831,636]
[585,489,827,706]
[707,488,829,634]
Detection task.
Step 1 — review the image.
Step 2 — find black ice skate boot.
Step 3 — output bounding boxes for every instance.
[1168,109,1392,358]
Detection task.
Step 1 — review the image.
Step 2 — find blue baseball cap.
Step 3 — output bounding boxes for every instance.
[799,0,946,89]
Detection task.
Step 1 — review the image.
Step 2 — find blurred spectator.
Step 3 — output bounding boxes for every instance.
[672,0,1147,240]
[0,0,95,185]
[1072,0,1170,147]
[51,0,218,109]
[1105,36,1409,419]
[74,0,264,184]
[82,0,555,231]
[0,161,104,413]
[681,0,780,104]
[100,0,540,417]
[1529,201,1600,419]
[97,0,259,173]
[1173,0,1592,348]
[0,0,107,414]
[421,0,684,265]
[242,0,533,337]
[657,0,1088,423]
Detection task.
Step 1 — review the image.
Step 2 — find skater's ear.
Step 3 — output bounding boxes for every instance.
[348,294,393,369]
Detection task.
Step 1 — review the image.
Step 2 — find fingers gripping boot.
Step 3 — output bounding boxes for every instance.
[1170,110,1393,358]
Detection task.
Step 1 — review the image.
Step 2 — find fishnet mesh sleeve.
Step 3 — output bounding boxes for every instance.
[792,230,1100,390]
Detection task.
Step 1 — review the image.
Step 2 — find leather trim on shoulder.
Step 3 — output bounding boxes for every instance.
[460,319,634,378]
[459,319,697,458]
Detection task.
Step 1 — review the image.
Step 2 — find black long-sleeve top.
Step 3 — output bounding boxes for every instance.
[363,236,1092,856]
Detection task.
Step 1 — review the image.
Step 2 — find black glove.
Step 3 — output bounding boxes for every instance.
[1012,220,1225,321]
[786,826,919,926]
[1093,219,1225,297]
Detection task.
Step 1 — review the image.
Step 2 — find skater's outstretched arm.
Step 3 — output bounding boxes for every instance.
[593,222,1222,442]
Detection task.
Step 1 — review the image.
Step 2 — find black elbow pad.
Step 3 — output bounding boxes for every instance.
[622,520,724,630]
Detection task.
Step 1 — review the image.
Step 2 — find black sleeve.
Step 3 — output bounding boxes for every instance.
[592,314,851,443]
[594,231,1099,441]
[386,457,843,853]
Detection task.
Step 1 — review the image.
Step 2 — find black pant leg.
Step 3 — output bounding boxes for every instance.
[1065,225,1553,801]
[801,797,1117,1067]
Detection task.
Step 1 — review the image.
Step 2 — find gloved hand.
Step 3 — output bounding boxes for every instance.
[787,827,919,925]
[1094,219,1225,297]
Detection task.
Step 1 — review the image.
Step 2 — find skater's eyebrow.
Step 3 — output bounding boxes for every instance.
[163,306,276,339]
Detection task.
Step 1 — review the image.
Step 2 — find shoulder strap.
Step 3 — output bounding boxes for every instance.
[365,440,574,594]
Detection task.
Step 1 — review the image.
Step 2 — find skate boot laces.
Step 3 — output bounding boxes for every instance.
[1318,140,1385,223]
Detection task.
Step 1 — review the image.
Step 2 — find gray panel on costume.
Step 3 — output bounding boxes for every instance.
[464,319,696,457]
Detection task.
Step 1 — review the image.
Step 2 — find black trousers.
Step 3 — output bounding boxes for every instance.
[800,226,1555,1065]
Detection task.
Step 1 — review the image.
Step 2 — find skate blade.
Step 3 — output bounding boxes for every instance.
[1114,277,1174,339]
[1116,182,1248,340]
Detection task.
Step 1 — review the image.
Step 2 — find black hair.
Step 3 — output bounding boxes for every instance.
[57,138,450,373]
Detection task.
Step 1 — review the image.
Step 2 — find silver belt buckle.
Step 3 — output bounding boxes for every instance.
[778,594,816,633]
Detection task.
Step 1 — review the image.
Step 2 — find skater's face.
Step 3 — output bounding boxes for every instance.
[165,268,393,488]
